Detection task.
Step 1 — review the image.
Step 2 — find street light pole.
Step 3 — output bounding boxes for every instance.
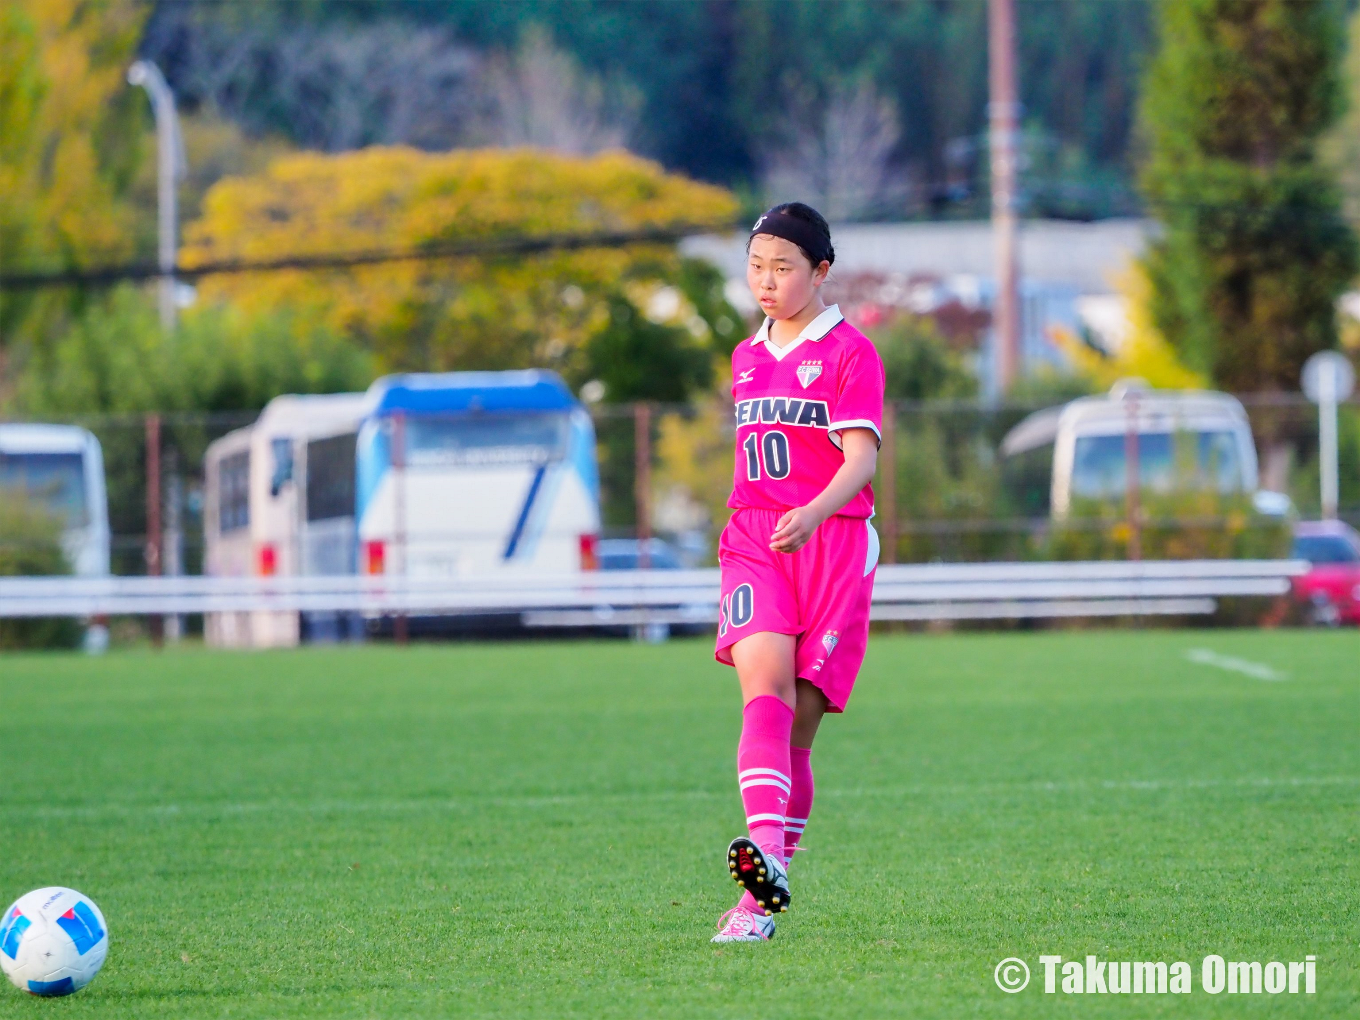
[1303,351,1357,520]
[988,0,1021,395]
[127,60,185,331]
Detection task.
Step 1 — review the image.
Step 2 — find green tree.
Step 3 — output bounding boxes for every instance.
[865,314,977,402]
[1321,4,1360,223]
[9,288,377,578]
[143,1,1154,206]
[0,491,81,650]
[1139,0,1358,393]
[14,289,373,417]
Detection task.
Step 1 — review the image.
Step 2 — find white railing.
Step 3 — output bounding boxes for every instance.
[0,560,1306,624]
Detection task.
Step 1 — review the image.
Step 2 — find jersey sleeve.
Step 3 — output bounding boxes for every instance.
[827,339,885,449]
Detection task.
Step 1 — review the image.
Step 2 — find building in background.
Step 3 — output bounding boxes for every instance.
[684,219,1153,395]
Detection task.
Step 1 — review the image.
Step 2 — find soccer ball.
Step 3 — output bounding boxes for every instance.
[0,888,108,997]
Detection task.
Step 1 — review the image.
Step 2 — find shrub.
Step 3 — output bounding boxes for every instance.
[0,491,81,650]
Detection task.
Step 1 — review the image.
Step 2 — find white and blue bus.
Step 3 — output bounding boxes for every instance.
[0,424,110,577]
[356,371,602,578]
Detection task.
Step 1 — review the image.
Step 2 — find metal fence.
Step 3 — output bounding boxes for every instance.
[1,394,1355,581]
[0,560,1305,624]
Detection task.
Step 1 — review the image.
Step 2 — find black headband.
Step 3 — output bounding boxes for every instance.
[749,210,831,265]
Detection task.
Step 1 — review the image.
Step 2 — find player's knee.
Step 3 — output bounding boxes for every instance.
[741,672,796,707]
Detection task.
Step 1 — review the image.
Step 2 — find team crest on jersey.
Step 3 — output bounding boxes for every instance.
[796,361,823,388]
[821,631,840,655]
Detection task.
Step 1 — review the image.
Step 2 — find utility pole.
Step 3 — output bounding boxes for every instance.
[879,402,897,564]
[988,0,1021,395]
[163,446,183,642]
[145,414,163,645]
[128,60,185,331]
[1303,351,1357,520]
[634,402,652,569]
[1124,391,1142,561]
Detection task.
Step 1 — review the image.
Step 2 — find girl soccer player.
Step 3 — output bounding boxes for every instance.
[711,203,885,942]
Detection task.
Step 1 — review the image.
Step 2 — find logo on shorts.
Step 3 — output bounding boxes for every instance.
[796,361,823,388]
[821,631,839,655]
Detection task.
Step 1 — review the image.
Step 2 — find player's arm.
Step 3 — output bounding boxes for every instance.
[768,428,878,553]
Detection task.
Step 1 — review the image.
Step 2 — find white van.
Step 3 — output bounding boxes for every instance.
[356,371,601,579]
[1001,381,1263,518]
[203,393,366,647]
[0,424,110,577]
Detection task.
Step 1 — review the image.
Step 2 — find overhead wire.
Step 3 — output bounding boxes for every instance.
[0,221,747,292]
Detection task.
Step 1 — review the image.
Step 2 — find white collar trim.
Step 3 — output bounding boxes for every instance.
[751,305,843,361]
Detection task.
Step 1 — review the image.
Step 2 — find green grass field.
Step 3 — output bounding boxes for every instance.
[0,629,1356,1018]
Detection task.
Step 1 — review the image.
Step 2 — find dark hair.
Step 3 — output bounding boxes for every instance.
[746,202,835,268]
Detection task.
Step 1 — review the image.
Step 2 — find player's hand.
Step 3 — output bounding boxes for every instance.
[770,506,824,554]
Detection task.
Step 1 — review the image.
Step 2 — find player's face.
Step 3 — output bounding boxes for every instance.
[746,234,829,320]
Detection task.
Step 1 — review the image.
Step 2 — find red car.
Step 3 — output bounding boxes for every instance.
[1291,521,1360,626]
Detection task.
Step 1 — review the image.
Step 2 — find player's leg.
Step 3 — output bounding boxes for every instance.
[730,631,796,882]
[780,516,876,871]
[711,510,801,934]
[785,678,827,865]
[724,632,795,916]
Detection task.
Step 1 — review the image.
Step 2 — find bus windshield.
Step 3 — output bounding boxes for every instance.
[0,452,88,527]
[1071,431,1243,500]
[405,413,568,468]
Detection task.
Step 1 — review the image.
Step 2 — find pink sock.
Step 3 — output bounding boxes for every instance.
[739,744,814,914]
[784,746,814,865]
[737,695,794,860]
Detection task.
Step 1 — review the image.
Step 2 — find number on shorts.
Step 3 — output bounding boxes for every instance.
[741,430,791,481]
[729,583,754,628]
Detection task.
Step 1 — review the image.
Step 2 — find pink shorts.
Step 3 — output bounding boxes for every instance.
[714,508,879,713]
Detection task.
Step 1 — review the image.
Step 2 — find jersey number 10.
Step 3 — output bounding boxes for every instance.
[743,430,791,480]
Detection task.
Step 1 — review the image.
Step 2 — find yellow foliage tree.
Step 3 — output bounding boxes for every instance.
[0,0,147,362]
[1055,264,1207,391]
[182,147,741,388]
[0,0,145,270]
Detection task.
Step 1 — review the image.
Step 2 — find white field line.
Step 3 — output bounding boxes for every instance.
[1185,647,1289,682]
[4,776,1355,821]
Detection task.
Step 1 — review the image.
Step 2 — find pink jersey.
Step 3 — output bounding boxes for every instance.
[728,305,885,519]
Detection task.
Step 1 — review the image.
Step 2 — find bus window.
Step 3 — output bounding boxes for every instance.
[0,452,88,527]
[405,413,568,468]
[269,438,294,497]
[1072,431,1244,501]
[219,450,250,532]
[307,433,356,521]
